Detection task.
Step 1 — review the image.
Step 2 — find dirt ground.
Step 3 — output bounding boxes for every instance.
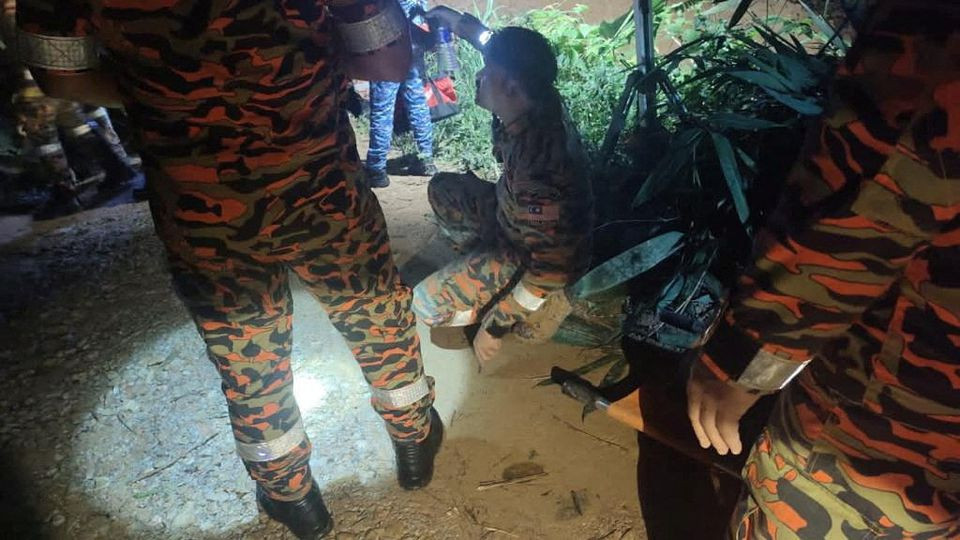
[0,145,646,539]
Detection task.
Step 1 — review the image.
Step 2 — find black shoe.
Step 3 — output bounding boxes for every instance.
[364,167,390,188]
[410,156,438,176]
[393,407,444,490]
[257,482,333,539]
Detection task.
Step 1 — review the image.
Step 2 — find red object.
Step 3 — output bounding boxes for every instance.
[393,75,460,134]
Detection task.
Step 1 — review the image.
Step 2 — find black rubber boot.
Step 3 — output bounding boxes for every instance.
[393,407,444,490]
[364,166,390,188]
[257,481,333,539]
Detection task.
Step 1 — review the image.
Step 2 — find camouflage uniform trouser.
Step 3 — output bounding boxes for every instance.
[366,64,433,172]
[55,103,137,187]
[413,173,571,339]
[15,92,77,197]
[413,172,522,329]
[731,371,960,539]
[151,162,434,501]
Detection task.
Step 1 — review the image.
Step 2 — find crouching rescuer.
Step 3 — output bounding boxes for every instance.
[16,0,443,537]
[412,11,595,364]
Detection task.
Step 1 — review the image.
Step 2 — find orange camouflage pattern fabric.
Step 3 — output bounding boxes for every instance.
[696,2,960,537]
[415,100,593,337]
[18,0,433,501]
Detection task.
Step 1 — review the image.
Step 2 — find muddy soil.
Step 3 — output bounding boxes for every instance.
[0,157,646,539]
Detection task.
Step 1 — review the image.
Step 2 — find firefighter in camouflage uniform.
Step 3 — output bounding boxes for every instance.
[10,70,81,216]
[17,0,442,537]
[411,20,593,364]
[686,1,960,538]
[4,0,137,217]
[364,0,435,188]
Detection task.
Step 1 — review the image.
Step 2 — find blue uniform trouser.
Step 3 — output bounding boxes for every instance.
[367,65,434,172]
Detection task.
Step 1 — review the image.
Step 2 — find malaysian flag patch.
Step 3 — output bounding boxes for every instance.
[518,204,560,222]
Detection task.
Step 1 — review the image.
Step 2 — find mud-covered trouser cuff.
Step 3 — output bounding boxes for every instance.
[371,375,436,443]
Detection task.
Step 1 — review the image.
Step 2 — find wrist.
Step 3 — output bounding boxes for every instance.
[332,0,409,56]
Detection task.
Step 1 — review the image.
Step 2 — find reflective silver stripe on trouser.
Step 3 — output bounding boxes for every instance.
[69,124,92,136]
[235,421,307,463]
[512,283,547,311]
[16,30,99,71]
[371,377,430,409]
[736,351,812,393]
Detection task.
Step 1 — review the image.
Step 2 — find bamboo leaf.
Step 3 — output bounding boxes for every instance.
[727,0,755,28]
[736,146,757,172]
[599,355,629,388]
[633,128,703,207]
[763,88,823,115]
[711,132,750,223]
[571,231,685,299]
[728,70,790,92]
[708,112,783,130]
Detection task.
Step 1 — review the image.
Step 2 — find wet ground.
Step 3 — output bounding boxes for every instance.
[0,165,645,539]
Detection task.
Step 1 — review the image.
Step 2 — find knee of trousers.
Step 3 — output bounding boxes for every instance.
[427,173,465,216]
[412,278,476,327]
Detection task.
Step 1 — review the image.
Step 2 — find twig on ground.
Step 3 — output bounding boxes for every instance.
[571,490,583,516]
[476,471,548,491]
[116,413,137,436]
[133,433,218,483]
[550,414,630,452]
[482,526,519,538]
[619,528,634,539]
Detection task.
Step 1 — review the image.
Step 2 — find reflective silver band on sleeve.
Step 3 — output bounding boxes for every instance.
[235,422,307,463]
[512,283,546,312]
[16,30,99,71]
[736,350,812,393]
[371,377,430,409]
[448,309,475,327]
[69,124,92,136]
[335,0,407,55]
[88,107,109,119]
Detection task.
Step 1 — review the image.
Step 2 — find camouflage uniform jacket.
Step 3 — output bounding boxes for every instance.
[700,0,960,496]
[484,100,594,333]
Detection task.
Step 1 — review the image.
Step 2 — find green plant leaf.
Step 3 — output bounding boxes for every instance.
[571,231,685,299]
[633,128,703,207]
[598,9,633,39]
[708,112,783,130]
[599,354,629,388]
[764,88,823,115]
[736,146,757,171]
[727,0,755,28]
[728,70,790,92]
[710,132,750,223]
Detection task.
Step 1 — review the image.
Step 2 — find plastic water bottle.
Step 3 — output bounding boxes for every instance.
[434,23,459,74]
